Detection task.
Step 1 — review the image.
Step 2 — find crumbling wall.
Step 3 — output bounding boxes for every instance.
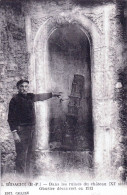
[0,2,29,174]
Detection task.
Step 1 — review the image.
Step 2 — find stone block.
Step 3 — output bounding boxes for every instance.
[92,48,105,72]
[91,72,104,99]
[1,133,16,174]
[103,71,116,99]
[7,70,17,77]
[93,99,118,127]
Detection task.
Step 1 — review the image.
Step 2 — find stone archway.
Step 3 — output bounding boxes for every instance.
[30,11,118,177]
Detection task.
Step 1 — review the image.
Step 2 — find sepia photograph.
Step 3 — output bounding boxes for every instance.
[0,0,127,194]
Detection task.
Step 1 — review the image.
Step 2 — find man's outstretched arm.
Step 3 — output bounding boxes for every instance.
[34,92,61,102]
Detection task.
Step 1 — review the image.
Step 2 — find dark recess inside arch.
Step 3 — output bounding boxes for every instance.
[48,23,93,151]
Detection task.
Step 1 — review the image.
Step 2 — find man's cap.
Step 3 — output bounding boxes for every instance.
[16,79,29,87]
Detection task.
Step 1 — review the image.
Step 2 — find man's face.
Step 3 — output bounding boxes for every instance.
[18,82,29,94]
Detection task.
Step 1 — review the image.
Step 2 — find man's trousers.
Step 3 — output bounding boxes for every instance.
[15,125,35,175]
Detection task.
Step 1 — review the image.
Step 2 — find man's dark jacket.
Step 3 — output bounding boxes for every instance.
[8,93,52,131]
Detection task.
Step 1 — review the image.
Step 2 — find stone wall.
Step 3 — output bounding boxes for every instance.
[0,0,127,180]
[24,0,126,179]
[0,1,29,174]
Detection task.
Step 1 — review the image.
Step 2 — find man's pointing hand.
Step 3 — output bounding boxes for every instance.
[52,92,62,98]
[12,131,21,143]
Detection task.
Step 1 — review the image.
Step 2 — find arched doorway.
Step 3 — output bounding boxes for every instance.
[32,13,104,176]
[48,23,93,152]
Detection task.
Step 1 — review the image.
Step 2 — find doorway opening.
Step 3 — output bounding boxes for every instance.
[48,23,93,152]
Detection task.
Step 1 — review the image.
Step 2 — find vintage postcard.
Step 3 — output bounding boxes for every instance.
[0,0,127,194]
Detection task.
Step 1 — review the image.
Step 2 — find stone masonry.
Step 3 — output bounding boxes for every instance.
[0,0,127,180]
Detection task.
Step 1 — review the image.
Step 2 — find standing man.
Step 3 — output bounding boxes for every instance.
[8,79,61,175]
